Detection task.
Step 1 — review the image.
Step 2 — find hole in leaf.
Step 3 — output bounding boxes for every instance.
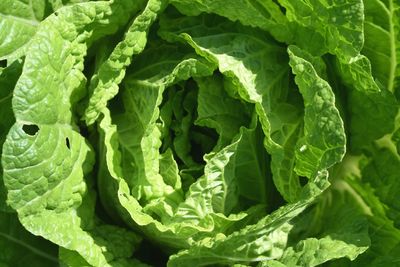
[22,124,39,136]
[65,138,70,149]
[0,60,6,68]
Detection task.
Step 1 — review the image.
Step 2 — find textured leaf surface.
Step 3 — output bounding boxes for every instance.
[2,1,143,266]
[168,174,330,267]
[84,0,165,125]
[288,46,346,178]
[363,0,400,92]
[0,0,45,60]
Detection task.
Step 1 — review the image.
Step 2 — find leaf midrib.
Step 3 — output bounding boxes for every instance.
[388,0,397,92]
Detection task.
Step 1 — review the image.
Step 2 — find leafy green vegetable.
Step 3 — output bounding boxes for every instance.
[1,0,399,266]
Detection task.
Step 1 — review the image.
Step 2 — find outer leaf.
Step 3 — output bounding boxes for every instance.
[288,46,346,178]
[265,187,369,267]
[0,61,58,267]
[168,174,330,267]
[0,61,20,211]
[0,0,45,60]
[2,1,143,266]
[335,55,398,150]
[169,0,364,60]
[278,0,364,60]
[169,0,289,42]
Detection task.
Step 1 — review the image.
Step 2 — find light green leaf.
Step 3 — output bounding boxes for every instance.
[0,61,20,212]
[2,1,144,266]
[266,187,370,267]
[168,174,330,267]
[173,125,269,222]
[84,0,166,125]
[97,44,231,249]
[169,0,364,60]
[113,44,214,204]
[169,0,289,42]
[278,0,364,60]
[288,46,346,178]
[0,0,45,60]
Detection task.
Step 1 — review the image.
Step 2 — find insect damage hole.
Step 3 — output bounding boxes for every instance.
[65,137,71,149]
[22,124,39,136]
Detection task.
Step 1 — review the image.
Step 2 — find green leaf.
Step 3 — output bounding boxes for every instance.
[84,0,166,125]
[266,186,370,267]
[168,174,330,267]
[288,46,346,178]
[360,147,400,227]
[278,0,364,60]
[0,0,45,61]
[169,0,364,60]
[195,75,252,148]
[173,125,268,222]
[159,13,304,201]
[335,55,398,150]
[169,0,289,42]
[2,1,144,266]
[113,44,214,204]
[160,15,346,203]
[341,175,400,266]
[97,43,225,249]
[362,0,400,93]
[0,61,20,212]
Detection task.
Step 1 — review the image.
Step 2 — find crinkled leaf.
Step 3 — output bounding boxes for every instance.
[169,0,289,42]
[288,46,346,178]
[168,174,330,267]
[335,55,398,150]
[2,1,144,266]
[159,13,304,202]
[265,187,369,267]
[278,0,364,60]
[97,43,243,249]
[0,0,45,60]
[84,0,166,125]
